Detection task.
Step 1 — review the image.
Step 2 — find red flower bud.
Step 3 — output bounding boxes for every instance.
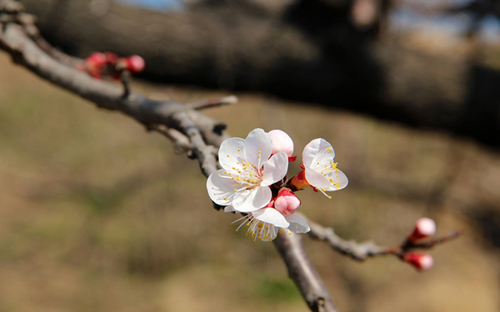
[408,218,436,243]
[124,55,145,73]
[402,253,433,271]
[86,52,107,68]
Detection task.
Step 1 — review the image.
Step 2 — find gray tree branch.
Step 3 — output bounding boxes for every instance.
[0,4,338,311]
[302,213,461,261]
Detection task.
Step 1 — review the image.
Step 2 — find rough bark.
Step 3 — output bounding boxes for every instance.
[21,0,500,146]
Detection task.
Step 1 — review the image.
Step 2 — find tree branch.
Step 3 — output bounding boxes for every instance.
[0,4,338,311]
[0,21,225,176]
[20,0,500,147]
[275,233,339,312]
[303,213,461,261]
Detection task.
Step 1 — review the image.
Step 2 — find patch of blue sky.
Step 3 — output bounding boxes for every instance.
[480,15,500,43]
[391,7,500,44]
[114,0,183,11]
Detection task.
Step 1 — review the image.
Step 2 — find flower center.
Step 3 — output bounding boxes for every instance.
[311,147,335,170]
[230,213,287,242]
[218,157,264,192]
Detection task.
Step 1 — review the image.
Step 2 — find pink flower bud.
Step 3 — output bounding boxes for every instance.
[269,130,294,157]
[403,253,433,271]
[86,52,107,68]
[408,218,436,242]
[274,188,301,215]
[125,55,145,73]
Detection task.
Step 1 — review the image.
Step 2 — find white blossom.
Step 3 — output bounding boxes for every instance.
[302,138,348,198]
[207,128,289,212]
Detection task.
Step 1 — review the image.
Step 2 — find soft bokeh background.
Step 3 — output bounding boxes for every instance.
[1,0,500,312]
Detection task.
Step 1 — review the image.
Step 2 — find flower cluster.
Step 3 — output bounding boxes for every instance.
[207,128,348,242]
[78,52,145,79]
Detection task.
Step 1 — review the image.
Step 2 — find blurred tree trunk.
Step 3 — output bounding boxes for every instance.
[21,0,500,146]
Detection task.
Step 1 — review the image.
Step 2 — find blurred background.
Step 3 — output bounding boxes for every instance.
[0,0,499,311]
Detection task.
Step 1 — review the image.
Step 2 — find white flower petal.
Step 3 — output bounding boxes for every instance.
[325,169,349,191]
[206,169,239,205]
[285,214,310,233]
[305,168,332,190]
[253,208,290,228]
[218,138,245,171]
[302,138,335,168]
[244,128,273,169]
[224,205,236,213]
[261,152,289,186]
[232,186,272,212]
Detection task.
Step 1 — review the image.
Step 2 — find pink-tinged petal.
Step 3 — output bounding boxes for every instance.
[244,128,273,169]
[274,188,301,215]
[302,138,335,168]
[269,130,294,156]
[218,137,246,171]
[305,167,332,190]
[261,152,289,186]
[324,169,349,191]
[253,208,290,228]
[206,169,239,205]
[224,205,236,213]
[285,214,310,233]
[232,186,272,212]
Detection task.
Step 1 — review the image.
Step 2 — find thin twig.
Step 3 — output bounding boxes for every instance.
[405,231,462,250]
[303,213,461,261]
[121,70,132,98]
[185,95,238,110]
[147,124,191,153]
